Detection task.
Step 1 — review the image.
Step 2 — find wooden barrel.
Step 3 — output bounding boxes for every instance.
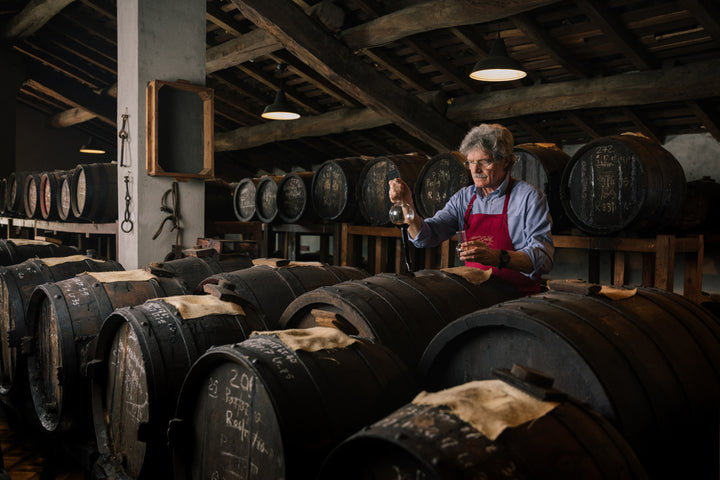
[279,268,520,368]
[413,151,471,219]
[200,264,369,328]
[57,172,78,221]
[0,239,78,266]
[6,171,29,217]
[39,170,66,221]
[145,254,254,294]
[320,377,647,479]
[0,177,6,216]
[168,328,417,479]
[560,134,686,235]
[22,173,43,219]
[277,172,316,224]
[417,285,720,478]
[232,177,260,222]
[0,255,123,406]
[255,175,283,223]
[672,176,720,232]
[89,294,272,480]
[311,156,371,222]
[513,143,571,232]
[71,162,118,222]
[204,178,237,223]
[358,153,428,226]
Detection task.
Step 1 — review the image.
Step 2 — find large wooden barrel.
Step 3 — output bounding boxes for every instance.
[413,151,471,219]
[255,175,283,223]
[0,239,78,266]
[39,170,67,221]
[168,328,417,479]
[200,264,369,328]
[311,156,370,222]
[358,153,428,226]
[204,178,237,223]
[672,176,720,232]
[280,268,520,368]
[71,162,118,222]
[513,143,571,232]
[320,376,647,479]
[22,173,43,219]
[560,134,686,235]
[89,294,272,480]
[277,172,316,224]
[6,171,29,217]
[24,268,198,433]
[57,172,78,221]
[232,177,260,222]
[0,255,123,406]
[145,254,254,293]
[417,285,720,478]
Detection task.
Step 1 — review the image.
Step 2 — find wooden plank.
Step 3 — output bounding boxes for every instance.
[340,222,350,266]
[374,236,384,274]
[684,235,704,302]
[654,234,675,291]
[612,252,626,286]
[3,0,76,39]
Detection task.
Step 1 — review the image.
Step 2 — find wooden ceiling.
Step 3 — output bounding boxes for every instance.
[2,0,720,178]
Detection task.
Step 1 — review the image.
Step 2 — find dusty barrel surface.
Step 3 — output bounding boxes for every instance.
[0,239,78,266]
[311,156,371,222]
[560,134,686,235]
[277,172,316,224]
[71,162,118,222]
[23,173,43,219]
[25,269,193,433]
[232,177,260,222]
[320,378,647,480]
[0,255,123,403]
[145,254,254,293]
[90,294,271,480]
[358,154,428,226]
[280,268,520,368]
[168,328,417,480]
[201,264,369,328]
[418,286,720,478]
[413,151,471,219]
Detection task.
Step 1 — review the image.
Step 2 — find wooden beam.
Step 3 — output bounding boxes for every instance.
[402,36,479,94]
[206,29,281,74]
[3,0,76,39]
[620,107,663,144]
[688,101,720,142]
[231,0,466,153]
[47,107,96,127]
[566,111,602,139]
[686,0,720,45]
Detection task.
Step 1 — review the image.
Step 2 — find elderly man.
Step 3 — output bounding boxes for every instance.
[389,123,554,295]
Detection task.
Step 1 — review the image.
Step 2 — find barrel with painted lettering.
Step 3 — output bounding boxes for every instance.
[168,328,417,480]
[311,156,371,222]
[319,376,647,479]
[358,154,428,226]
[200,264,369,328]
[0,255,123,407]
[279,268,520,368]
[255,175,283,223]
[71,162,118,222]
[232,177,261,222]
[413,152,472,219]
[90,294,271,480]
[560,134,686,235]
[277,172,317,224]
[0,239,78,266]
[23,173,43,219]
[145,254,254,294]
[417,284,720,478]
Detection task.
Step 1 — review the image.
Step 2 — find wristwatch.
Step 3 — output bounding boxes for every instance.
[498,250,510,269]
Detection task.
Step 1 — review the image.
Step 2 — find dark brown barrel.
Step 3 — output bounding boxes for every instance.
[413,151,472,219]
[277,171,316,224]
[201,264,369,328]
[6,171,29,217]
[0,255,123,405]
[71,162,118,222]
[0,177,6,216]
[311,156,371,222]
[417,286,720,478]
[514,143,571,232]
[22,173,43,219]
[90,294,272,480]
[0,239,78,266]
[232,177,260,222]
[145,254,254,293]
[57,172,78,221]
[168,328,417,480]
[358,154,428,226]
[255,175,283,223]
[320,378,647,480]
[204,178,237,223]
[560,134,686,235]
[279,268,520,368]
[672,176,720,232]
[24,269,194,433]
[39,170,67,221]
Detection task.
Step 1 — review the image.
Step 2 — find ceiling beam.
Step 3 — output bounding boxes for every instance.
[231,0,466,153]
[685,0,720,45]
[688,101,720,142]
[3,0,76,39]
[620,107,663,144]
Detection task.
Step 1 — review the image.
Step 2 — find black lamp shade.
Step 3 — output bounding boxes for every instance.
[470,36,527,82]
[79,136,106,154]
[261,89,300,120]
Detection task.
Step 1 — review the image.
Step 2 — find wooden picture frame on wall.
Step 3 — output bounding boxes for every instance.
[146,79,214,179]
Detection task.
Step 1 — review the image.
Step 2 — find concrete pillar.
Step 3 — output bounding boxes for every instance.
[117,0,206,268]
[0,47,26,178]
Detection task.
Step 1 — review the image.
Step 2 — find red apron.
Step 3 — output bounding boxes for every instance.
[463,178,540,296]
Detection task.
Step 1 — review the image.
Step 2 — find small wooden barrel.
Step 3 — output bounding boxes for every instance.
[358,153,428,226]
[39,170,67,221]
[168,328,417,479]
[672,176,720,232]
[22,173,43,219]
[232,177,260,222]
[255,175,283,223]
[277,172,316,224]
[57,172,78,221]
[513,143,571,232]
[418,285,720,478]
[204,178,237,223]
[311,156,371,222]
[320,378,647,479]
[145,254,254,294]
[413,152,471,219]
[280,268,520,368]
[6,171,29,217]
[560,134,686,235]
[71,162,118,222]
[90,294,271,480]
[201,264,369,327]
[0,239,78,266]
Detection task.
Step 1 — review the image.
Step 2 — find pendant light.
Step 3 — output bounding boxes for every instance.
[79,136,106,154]
[262,63,300,120]
[469,32,527,82]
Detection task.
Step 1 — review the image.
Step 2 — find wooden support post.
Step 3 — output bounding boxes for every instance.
[374,236,384,274]
[340,223,350,266]
[654,234,675,291]
[683,235,704,302]
[588,250,600,283]
[612,252,627,285]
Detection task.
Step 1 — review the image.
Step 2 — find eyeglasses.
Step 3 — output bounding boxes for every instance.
[464,159,495,168]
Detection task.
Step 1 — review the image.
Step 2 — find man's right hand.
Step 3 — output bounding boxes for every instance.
[389,178,412,205]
